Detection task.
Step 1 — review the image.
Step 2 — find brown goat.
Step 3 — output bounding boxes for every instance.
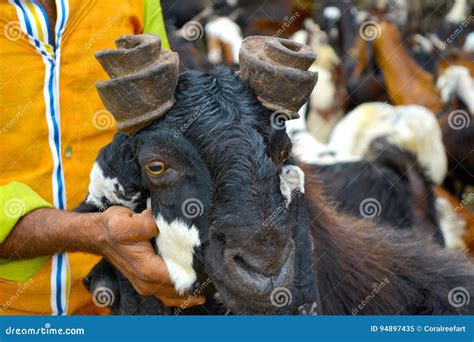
[373,21,444,112]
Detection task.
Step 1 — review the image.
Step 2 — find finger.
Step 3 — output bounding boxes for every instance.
[140,208,152,215]
[180,295,206,308]
[130,210,158,239]
[105,247,167,284]
[157,295,206,308]
[158,297,186,308]
[107,240,173,285]
[146,254,173,285]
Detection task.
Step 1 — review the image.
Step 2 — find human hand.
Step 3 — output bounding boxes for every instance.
[91,206,205,308]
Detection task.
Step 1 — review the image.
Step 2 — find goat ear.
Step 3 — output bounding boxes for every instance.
[239,36,318,120]
[286,176,319,313]
[95,34,180,135]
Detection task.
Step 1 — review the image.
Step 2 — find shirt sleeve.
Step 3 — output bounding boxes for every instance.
[0,182,52,281]
[143,0,170,50]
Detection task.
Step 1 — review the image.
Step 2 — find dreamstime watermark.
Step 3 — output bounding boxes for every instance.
[448,287,470,308]
[359,20,381,41]
[92,286,115,308]
[261,189,302,229]
[359,198,382,219]
[1,101,33,135]
[85,11,123,49]
[3,21,24,41]
[270,287,292,308]
[272,11,300,40]
[3,198,26,219]
[5,323,85,336]
[440,15,474,49]
[447,109,471,130]
[0,278,34,313]
[92,109,115,130]
[352,278,390,315]
[181,198,204,219]
[270,110,292,130]
[173,278,211,315]
[174,102,211,137]
[182,21,204,41]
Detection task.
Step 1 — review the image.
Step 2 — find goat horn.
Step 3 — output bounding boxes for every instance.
[239,36,318,119]
[95,34,179,135]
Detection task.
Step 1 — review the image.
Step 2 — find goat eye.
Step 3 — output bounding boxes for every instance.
[146,162,165,175]
[279,150,288,163]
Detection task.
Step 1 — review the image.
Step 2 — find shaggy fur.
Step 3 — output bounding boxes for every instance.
[305,171,474,314]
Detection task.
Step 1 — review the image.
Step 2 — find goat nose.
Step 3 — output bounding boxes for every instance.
[225,239,294,277]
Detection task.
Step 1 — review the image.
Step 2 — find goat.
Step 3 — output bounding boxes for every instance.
[319,2,390,109]
[290,20,347,143]
[373,20,444,113]
[435,187,474,256]
[445,0,469,25]
[328,102,448,185]
[230,0,308,38]
[286,113,443,245]
[438,111,474,198]
[435,66,474,197]
[407,33,438,75]
[345,19,472,198]
[81,34,474,315]
[464,32,474,52]
[306,139,443,245]
[437,66,473,114]
[205,16,243,65]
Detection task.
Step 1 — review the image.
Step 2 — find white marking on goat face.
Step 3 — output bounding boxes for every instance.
[146,197,151,209]
[154,214,202,294]
[86,162,141,210]
[280,165,305,206]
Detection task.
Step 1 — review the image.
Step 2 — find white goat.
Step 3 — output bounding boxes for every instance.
[328,102,448,184]
[437,65,474,114]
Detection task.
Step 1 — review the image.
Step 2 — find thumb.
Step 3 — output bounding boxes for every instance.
[128,209,158,240]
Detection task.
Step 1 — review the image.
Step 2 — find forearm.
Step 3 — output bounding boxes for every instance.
[0,208,104,259]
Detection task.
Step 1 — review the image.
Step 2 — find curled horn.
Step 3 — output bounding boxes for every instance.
[95,34,179,135]
[239,36,318,119]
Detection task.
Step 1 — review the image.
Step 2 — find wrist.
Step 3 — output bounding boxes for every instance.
[66,211,106,255]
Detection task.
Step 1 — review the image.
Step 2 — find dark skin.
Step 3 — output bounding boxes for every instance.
[0,0,204,308]
[36,0,56,47]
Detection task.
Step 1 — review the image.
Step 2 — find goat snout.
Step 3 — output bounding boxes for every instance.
[223,239,295,294]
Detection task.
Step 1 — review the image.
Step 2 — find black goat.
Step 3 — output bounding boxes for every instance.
[80,35,474,315]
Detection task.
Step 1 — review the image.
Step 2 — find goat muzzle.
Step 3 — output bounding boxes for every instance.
[239,36,318,119]
[95,34,179,135]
